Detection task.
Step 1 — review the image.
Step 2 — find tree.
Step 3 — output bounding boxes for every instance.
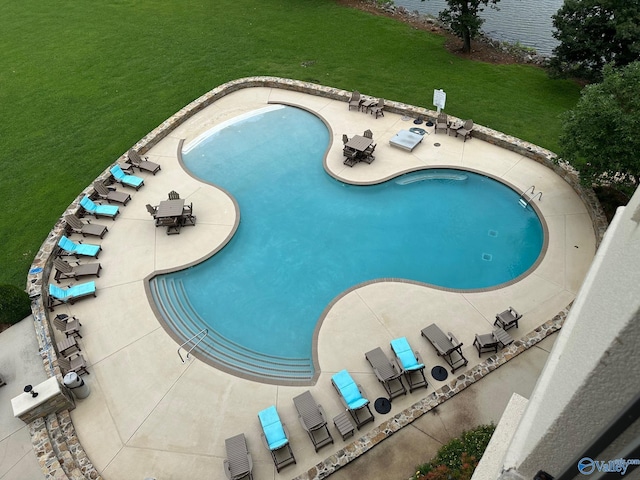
[559,62,640,192]
[423,0,501,54]
[550,0,640,82]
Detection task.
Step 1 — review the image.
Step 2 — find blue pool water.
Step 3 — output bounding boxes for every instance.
[150,105,543,382]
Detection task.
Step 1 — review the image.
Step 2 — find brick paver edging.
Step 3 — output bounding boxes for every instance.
[24,76,602,479]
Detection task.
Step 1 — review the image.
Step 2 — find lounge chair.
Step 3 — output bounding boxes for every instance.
[370,98,385,118]
[93,181,131,205]
[348,90,361,110]
[420,324,469,373]
[365,347,407,400]
[79,196,119,220]
[494,306,522,330]
[331,369,374,429]
[57,235,101,259]
[58,353,89,376]
[52,314,82,339]
[292,390,334,452]
[258,405,296,472]
[390,337,428,392]
[127,149,161,175]
[435,112,448,134]
[53,258,101,283]
[64,215,108,239]
[110,165,144,190]
[223,433,253,480]
[456,119,474,141]
[48,281,96,311]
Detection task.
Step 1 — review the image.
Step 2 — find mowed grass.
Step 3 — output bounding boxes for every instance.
[0,0,580,287]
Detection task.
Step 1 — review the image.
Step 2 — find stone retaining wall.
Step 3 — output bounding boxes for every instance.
[24,76,605,479]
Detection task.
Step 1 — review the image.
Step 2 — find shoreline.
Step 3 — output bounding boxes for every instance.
[337,0,550,66]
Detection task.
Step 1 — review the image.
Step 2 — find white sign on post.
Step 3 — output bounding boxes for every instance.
[433,89,446,113]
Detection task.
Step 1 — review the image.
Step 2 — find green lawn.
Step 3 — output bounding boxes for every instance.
[0,0,581,288]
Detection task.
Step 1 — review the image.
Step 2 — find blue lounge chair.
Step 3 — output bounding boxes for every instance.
[109,165,144,190]
[390,337,428,392]
[258,406,296,473]
[57,235,101,259]
[48,281,96,311]
[80,196,119,220]
[331,369,374,429]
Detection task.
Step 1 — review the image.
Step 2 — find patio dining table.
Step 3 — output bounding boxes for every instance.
[156,199,185,219]
[345,135,373,153]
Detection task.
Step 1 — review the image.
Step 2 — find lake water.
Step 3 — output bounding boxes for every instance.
[393,0,563,56]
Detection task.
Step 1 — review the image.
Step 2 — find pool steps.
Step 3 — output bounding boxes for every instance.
[150,277,314,382]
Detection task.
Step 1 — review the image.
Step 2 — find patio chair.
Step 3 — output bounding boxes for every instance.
[53,258,101,283]
[146,204,158,218]
[363,129,373,139]
[223,433,253,480]
[57,235,101,259]
[64,214,108,239]
[79,195,120,220]
[57,353,89,376]
[52,314,82,339]
[343,147,358,167]
[292,390,334,452]
[109,165,144,190]
[342,134,349,145]
[370,98,385,118]
[420,323,469,373]
[168,190,180,200]
[348,90,361,110]
[93,181,131,205]
[390,337,428,392]
[182,203,196,227]
[48,281,96,311]
[331,369,374,429]
[435,113,448,134]
[258,405,296,473]
[127,149,161,175]
[365,347,407,400]
[456,119,474,141]
[494,306,522,330]
[473,332,499,357]
[361,143,376,164]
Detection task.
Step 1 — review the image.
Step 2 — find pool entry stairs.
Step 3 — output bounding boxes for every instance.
[150,277,314,383]
[519,185,543,207]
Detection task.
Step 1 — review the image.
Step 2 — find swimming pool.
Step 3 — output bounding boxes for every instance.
[149,105,544,383]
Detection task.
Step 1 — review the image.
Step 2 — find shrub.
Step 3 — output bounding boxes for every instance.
[0,284,31,325]
[414,424,496,480]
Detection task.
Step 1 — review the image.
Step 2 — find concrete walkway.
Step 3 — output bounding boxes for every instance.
[0,317,48,480]
[3,87,595,479]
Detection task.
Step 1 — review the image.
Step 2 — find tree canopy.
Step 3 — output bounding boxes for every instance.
[550,0,640,82]
[559,61,640,191]
[423,0,500,53]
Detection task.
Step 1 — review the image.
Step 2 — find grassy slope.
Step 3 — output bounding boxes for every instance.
[0,0,580,287]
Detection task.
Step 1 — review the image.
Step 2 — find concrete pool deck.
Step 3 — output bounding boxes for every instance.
[5,83,598,479]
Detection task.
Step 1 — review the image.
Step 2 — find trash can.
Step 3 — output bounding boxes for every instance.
[63,372,90,399]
